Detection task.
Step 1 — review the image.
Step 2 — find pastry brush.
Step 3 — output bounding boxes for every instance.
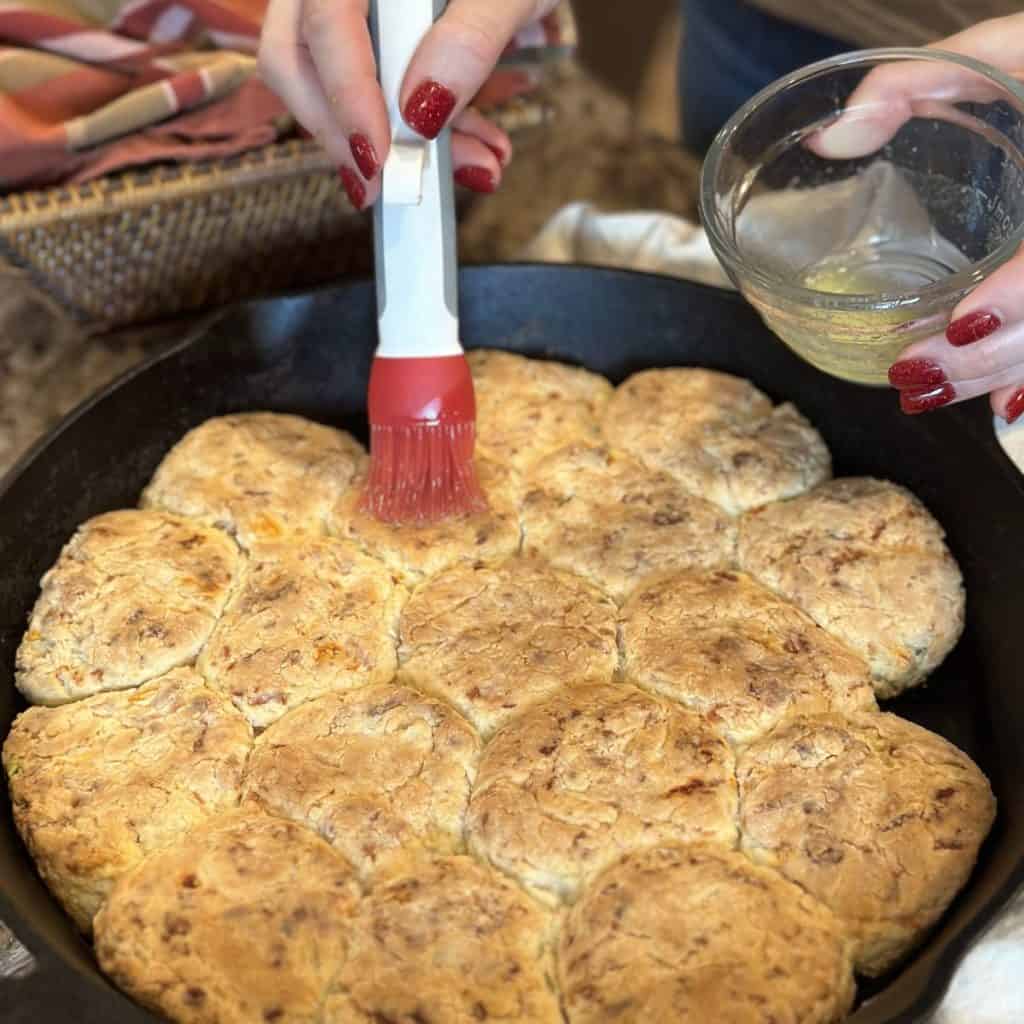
[361,0,485,524]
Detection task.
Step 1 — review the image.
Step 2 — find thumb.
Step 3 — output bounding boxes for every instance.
[399,0,556,139]
[810,15,1024,160]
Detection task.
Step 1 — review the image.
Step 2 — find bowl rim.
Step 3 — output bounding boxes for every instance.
[699,46,1024,311]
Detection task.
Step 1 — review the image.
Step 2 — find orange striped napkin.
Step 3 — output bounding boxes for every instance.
[0,1,575,190]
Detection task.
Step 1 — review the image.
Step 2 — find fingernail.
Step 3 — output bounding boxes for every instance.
[900,382,956,415]
[887,358,947,390]
[403,79,456,139]
[946,310,1001,347]
[349,133,378,179]
[454,166,497,193]
[339,166,366,210]
[1005,387,1024,425]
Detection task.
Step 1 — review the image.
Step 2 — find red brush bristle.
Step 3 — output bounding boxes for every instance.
[361,354,486,524]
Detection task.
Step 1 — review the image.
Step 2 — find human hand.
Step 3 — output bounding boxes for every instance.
[259,0,559,209]
[810,15,1024,421]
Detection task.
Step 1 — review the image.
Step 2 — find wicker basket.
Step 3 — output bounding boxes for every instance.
[0,140,370,334]
[0,83,552,335]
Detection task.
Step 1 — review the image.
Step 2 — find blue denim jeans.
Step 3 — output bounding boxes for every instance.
[679,0,854,154]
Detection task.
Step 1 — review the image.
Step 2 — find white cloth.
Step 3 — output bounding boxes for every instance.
[524,200,1024,1023]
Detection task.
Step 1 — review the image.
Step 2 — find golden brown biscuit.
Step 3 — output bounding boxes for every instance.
[330,455,522,583]
[94,811,360,1024]
[559,843,856,1024]
[328,853,562,1024]
[738,712,996,976]
[469,348,613,472]
[244,685,480,874]
[16,510,240,706]
[399,558,618,736]
[602,368,831,514]
[199,538,404,729]
[141,412,365,549]
[522,442,735,601]
[467,683,737,901]
[620,570,876,744]
[738,477,965,698]
[2,668,251,932]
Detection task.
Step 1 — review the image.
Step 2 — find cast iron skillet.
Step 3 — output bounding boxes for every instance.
[1,266,1022,1023]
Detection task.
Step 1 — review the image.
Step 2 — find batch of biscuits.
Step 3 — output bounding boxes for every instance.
[3,350,994,1023]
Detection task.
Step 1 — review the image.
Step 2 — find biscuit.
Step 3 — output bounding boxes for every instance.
[16,510,240,705]
[522,442,735,601]
[620,570,876,744]
[141,413,365,549]
[738,712,996,975]
[602,368,831,514]
[94,811,360,1024]
[2,668,251,932]
[559,843,856,1024]
[328,853,562,1024]
[469,349,613,472]
[244,685,480,874]
[738,478,965,698]
[330,455,522,583]
[399,558,618,736]
[467,683,736,901]
[199,538,404,729]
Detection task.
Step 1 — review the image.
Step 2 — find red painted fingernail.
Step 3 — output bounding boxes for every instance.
[403,79,456,139]
[454,166,497,193]
[349,133,378,179]
[900,382,956,415]
[887,358,947,390]
[1005,388,1024,424]
[946,310,1001,346]
[339,166,366,210]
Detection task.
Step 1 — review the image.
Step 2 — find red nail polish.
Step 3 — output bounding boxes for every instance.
[454,166,497,193]
[339,166,366,210]
[1005,388,1024,425]
[900,382,956,415]
[349,133,379,179]
[403,79,456,139]
[887,358,947,390]
[946,310,1001,346]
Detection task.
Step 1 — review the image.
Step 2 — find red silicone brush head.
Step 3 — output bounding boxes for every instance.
[362,353,487,524]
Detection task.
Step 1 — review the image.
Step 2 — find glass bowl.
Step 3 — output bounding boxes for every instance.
[699,48,1024,385]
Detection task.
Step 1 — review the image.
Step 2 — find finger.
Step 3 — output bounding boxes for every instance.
[399,0,558,138]
[452,132,503,192]
[473,66,540,111]
[887,247,1024,412]
[811,15,1024,160]
[300,0,389,192]
[990,381,1024,423]
[810,65,1009,160]
[453,107,512,166]
[259,0,346,163]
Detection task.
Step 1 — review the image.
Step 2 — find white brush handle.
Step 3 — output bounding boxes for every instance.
[371,0,460,359]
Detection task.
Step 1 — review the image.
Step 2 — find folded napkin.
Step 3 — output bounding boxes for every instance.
[0,0,575,191]
[524,199,1024,1023]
